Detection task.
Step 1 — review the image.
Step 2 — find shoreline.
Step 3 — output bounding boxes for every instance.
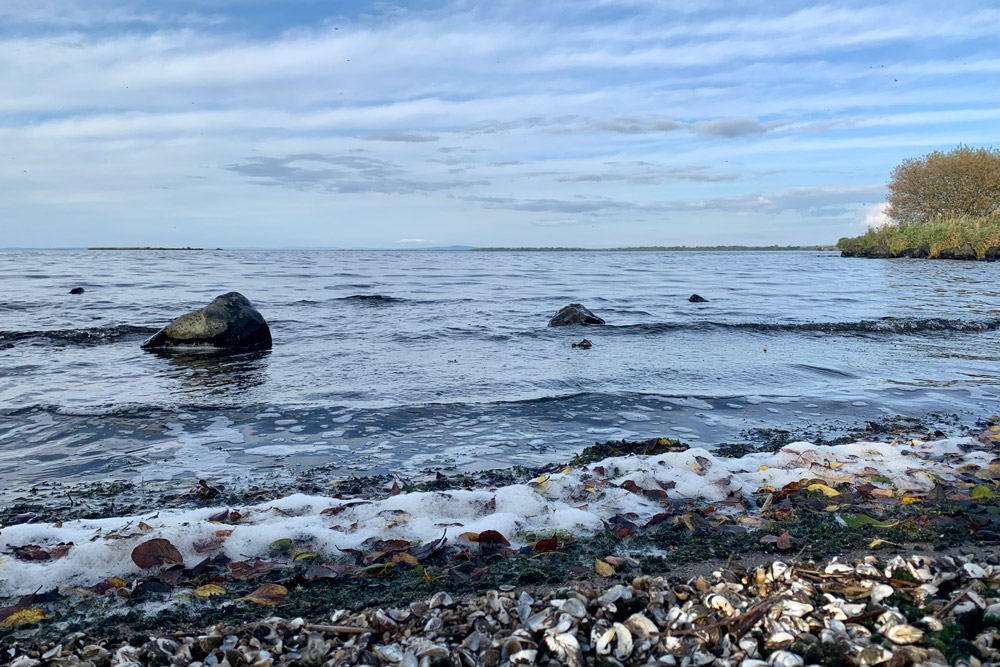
[2,417,998,657]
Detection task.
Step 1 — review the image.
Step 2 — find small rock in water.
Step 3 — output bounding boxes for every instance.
[69,287,85,294]
[688,294,708,303]
[142,291,272,351]
[572,339,593,349]
[548,303,605,326]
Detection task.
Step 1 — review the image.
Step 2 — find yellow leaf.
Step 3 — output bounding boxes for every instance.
[106,577,128,589]
[594,558,615,577]
[531,475,549,492]
[193,584,227,598]
[291,551,316,562]
[244,583,288,606]
[138,521,153,532]
[824,505,840,512]
[1,609,45,628]
[459,531,480,542]
[828,462,845,468]
[757,465,770,472]
[901,496,920,504]
[807,483,841,497]
[561,467,573,474]
[871,488,895,498]
[392,552,419,566]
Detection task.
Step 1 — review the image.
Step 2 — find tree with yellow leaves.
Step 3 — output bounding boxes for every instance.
[886,145,1000,225]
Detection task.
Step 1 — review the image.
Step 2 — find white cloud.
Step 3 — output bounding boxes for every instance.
[862,203,891,228]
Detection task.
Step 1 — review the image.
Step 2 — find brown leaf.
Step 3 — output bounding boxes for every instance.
[193,536,227,554]
[131,538,184,569]
[244,583,287,606]
[645,512,672,528]
[594,558,615,577]
[477,530,511,546]
[228,559,282,580]
[534,537,559,552]
[621,480,642,494]
[776,531,792,550]
[138,522,153,532]
[12,545,52,562]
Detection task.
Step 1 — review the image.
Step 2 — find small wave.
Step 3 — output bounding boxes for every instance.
[0,324,160,347]
[599,317,1000,336]
[338,294,405,303]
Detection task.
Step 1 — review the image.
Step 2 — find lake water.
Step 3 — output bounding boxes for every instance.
[1,249,998,493]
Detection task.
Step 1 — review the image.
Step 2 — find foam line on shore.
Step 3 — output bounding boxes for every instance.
[0,436,988,596]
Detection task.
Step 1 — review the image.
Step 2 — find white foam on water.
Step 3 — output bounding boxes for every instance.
[618,412,652,422]
[244,444,336,456]
[0,437,984,596]
[138,417,244,480]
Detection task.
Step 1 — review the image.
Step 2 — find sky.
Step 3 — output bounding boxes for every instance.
[1,0,997,249]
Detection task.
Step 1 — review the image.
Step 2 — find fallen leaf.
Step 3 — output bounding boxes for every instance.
[138,522,153,532]
[594,558,615,577]
[0,609,45,628]
[193,584,227,598]
[392,552,419,566]
[840,513,898,529]
[776,531,792,550]
[477,530,511,546]
[807,483,841,497]
[244,583,287,606]
[228,559,281,580]
[534,537,558,552]
[131,538,184,569]
[972,485,997,502]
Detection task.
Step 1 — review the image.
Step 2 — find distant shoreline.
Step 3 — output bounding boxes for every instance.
[473,245,834,252]
[87,246,205,250]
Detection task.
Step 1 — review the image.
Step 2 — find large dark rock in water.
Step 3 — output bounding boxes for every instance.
[840,249,857,257]
[863,245,892,259]
[985,246,1000,262]
[936,243,978,261]
[142,292,272,351]
[897,246,930,259]
[69,287,85,294]
[688,294,708,303]
[548,303,605,326]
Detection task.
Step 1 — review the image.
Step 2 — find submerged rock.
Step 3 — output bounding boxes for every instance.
[548,304,605,327]
[688,294,708,303]
[572,339,593,349]
[936,242,978,261]
[142,292,272,351]
[840,249,857,257]
[69,287,85,294]
[863,245,891,259]
[985,246,1000,262]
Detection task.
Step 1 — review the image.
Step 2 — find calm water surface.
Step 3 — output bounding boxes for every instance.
[1,250,997,492]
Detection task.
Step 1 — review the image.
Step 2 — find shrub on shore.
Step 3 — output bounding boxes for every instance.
[839,146,1000,258]
[838,215,1000,258]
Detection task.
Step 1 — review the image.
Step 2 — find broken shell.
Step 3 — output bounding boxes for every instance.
[624,613,658,638]
[767,650,804,667]
[545,632,583,667]
[885,624,924,645]
[870,583,894,604]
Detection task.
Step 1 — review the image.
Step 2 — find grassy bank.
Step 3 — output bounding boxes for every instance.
[837,215,1000,258]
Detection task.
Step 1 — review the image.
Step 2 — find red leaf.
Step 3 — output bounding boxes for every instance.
[621,480,642,494]
[131,539,184,569]
[228,559,282,580]
[534,537,558,552]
